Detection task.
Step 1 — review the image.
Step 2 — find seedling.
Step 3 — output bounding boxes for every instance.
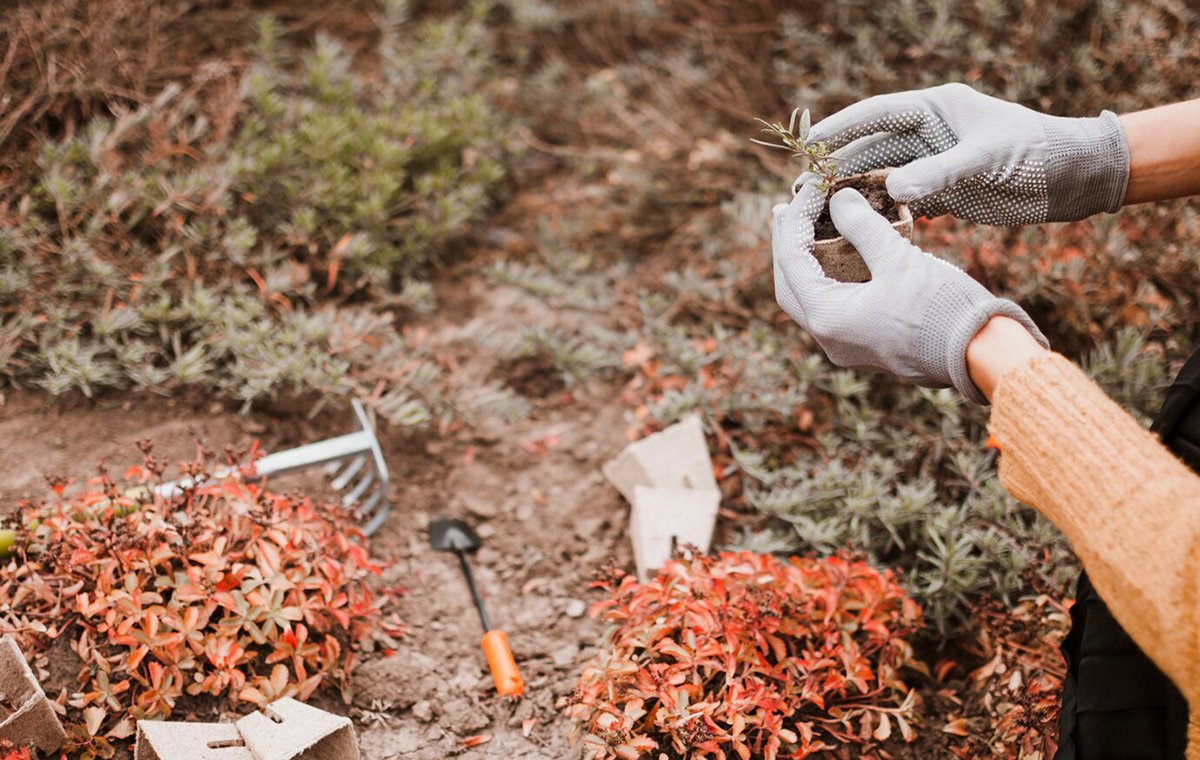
[755,107,913,282]
[753,107,840,192]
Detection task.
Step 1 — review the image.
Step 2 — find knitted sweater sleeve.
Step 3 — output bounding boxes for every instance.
[988,352,1200,712]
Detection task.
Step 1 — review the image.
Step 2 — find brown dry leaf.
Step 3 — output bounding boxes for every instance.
[106,717,135,740]
[521,577,548,596]
[796,407,814,432]
[83,706,105,737]
[934,658,958,683]
[942,718,971,736]
[971,651,1004,683]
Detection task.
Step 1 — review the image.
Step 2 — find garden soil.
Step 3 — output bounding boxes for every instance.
[813,175,901,241]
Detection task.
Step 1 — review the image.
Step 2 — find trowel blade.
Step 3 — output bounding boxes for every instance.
[429,517,482,553]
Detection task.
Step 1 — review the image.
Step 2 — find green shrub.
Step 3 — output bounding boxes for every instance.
[0,3,520,423]
[234,10,511,283]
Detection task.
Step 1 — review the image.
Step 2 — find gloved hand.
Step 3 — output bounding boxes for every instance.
[772,180,1049,403]
[805,83,1129,225]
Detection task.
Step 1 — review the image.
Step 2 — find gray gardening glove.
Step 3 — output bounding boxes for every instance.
[805,83,1129,225]
[772,181,1049,404]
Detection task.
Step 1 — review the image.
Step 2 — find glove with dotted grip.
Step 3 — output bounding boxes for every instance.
[772,179,1049,404]
[805,83,1129,225]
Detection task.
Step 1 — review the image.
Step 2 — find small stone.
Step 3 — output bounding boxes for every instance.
[411,700,434,722]
[565,599,587,619]
[515,503,534,521]
[573,517,604,542]
[551,643,579,668]
[464,499,498,519]
[477,523,497,539]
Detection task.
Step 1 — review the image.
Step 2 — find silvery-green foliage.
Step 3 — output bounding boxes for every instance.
[0,5,517,428]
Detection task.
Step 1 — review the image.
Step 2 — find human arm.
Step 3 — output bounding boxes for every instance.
[807,83,1200,223]
[982,347,1200,709]
[1121,99,1200,204]
[965,316,1047,400]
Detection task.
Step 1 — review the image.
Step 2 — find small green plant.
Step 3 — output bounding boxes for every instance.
[753,108,839,192]
[0,6,527,427]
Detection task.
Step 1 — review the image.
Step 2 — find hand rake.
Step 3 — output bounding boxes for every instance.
[155,399,392,535]
[0,400,390,554]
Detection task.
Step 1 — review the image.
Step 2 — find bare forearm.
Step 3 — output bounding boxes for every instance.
[1120,99,1200,205]
[966,316,1047,401]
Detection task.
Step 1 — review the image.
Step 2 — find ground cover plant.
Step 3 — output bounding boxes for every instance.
[0,741,31,760]
[563,550,922,759]
[0,447,400,758]
[0,1,524,428]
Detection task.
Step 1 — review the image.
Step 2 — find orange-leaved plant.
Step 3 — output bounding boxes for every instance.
[562,550,923,760]
[0,446,401,758]
[0,740,32,760]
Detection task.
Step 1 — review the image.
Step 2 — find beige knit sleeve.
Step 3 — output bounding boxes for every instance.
[989,352,1200,706]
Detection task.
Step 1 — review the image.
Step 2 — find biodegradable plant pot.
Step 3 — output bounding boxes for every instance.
[810,169,912,283]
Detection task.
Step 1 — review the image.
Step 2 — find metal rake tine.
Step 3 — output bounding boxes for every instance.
[358,487,389,536]
[341,467,376,508]
[355,487,384,521]
[329,455,366,491]
[149,400,391,535]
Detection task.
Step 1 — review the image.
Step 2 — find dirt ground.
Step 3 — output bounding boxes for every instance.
[0,275,633,759]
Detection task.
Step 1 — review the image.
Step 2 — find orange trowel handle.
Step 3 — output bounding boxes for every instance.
[481,629,525,697]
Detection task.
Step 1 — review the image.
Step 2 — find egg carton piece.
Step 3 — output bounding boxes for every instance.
[630,485,720,582]
[235,698,359,760]
[135,699,358,760]
[135,721,254,760]
[602,414,719,503]
[0,636,67,754]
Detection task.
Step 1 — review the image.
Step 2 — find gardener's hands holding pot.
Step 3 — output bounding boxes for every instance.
[805,83,1129,225]
[772,179,1048,403]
